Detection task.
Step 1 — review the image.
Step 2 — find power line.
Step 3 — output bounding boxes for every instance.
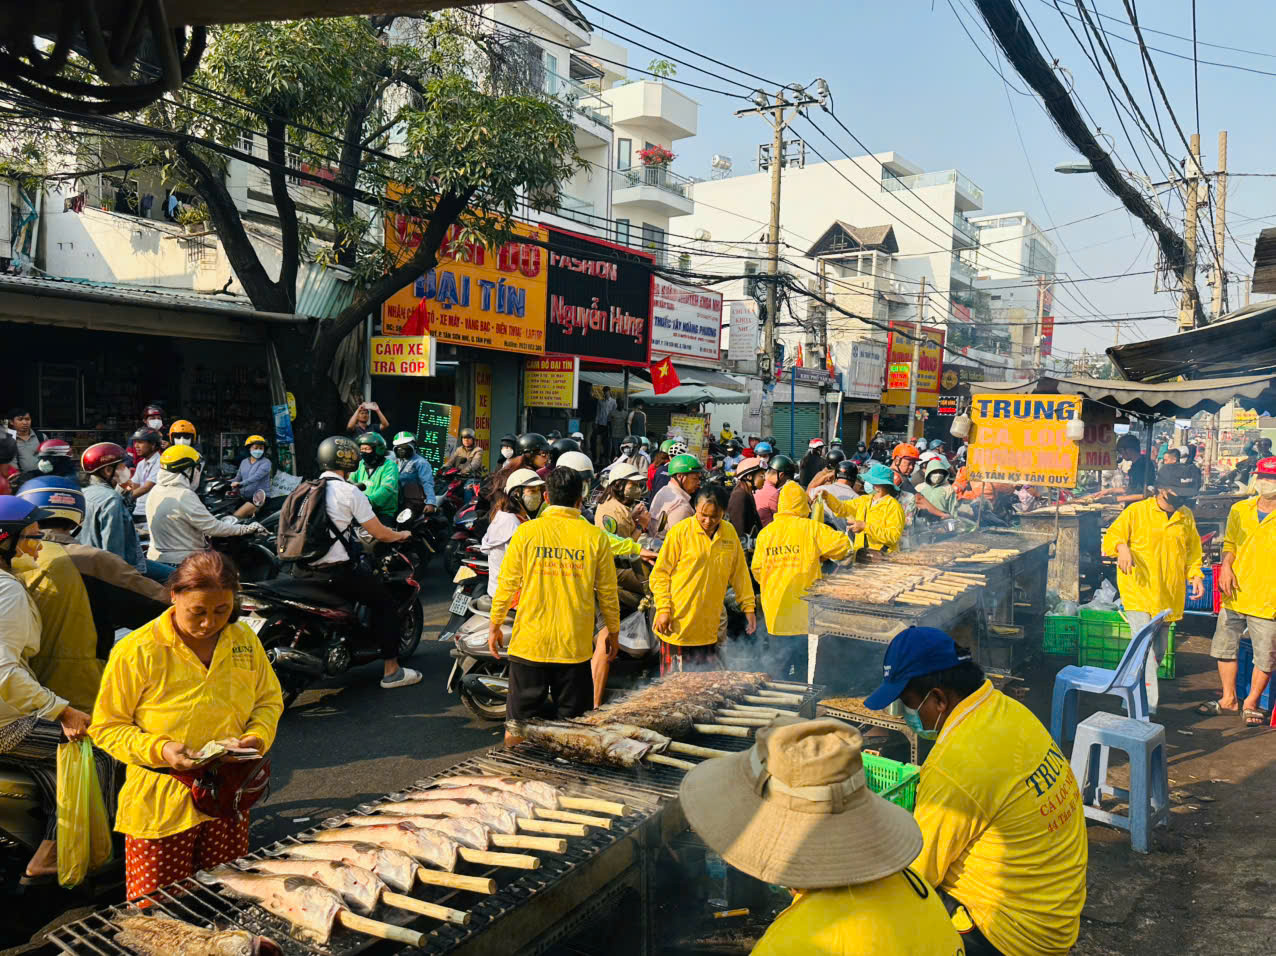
[1190,0,1201,137]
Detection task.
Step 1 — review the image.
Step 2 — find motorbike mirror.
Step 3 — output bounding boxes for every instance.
[252,490,267,507]
[396,507,414,524]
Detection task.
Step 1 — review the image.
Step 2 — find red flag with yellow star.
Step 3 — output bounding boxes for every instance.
[650,356,681,395]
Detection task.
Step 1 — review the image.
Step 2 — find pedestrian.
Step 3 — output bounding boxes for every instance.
[917,459,958,517]
[626,399,647,444]
[727,457,766,539]
[755,454,796,527]
[594,464,648,540]
[7,408,46,474]
[1089,434,1156,503]
[1102,462,1205,713]
[649,438,685,498]
[479,468,545,608]
[488,467,619,746]
[822,462,905,553]
[488,433,551,497]
[593,387,616,461]
[124,428,163,520]
[799,438,826,486]
[89,550,284,900]
[811,460,860,504]
[0,434,18,493]
[346,401,389,437]
[80,443,171,583]
[650,484,755,673]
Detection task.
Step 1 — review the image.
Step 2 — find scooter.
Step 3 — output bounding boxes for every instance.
[210,491,279,583]
[239,510,423,708]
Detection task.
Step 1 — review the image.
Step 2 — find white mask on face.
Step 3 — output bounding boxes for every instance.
[146,418,162,429]
[1256,478,1276,498]
[500,447,514,460]
[115,464,132,485]
[174,437,192,447]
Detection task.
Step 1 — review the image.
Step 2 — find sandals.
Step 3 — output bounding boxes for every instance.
[1244,708,1266,727]
[1196,700,1240,716]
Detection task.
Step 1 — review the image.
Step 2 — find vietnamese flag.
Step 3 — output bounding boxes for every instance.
[650,356,681,395]
[399,296,429,336]
[796,344,804,368]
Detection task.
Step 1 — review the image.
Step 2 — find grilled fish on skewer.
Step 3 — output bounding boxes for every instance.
[347,814,494,848]
[389,786,537,819]
[432,775,560,810]
[240,859,381,916]
[369,799,517,835]
[111,915,280,956]
[280,841,416,893]
[519,721,654,768]
[194,870,344,945]
[310,822,457,872]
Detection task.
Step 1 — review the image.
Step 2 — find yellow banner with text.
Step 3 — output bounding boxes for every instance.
[968,393,1081,487]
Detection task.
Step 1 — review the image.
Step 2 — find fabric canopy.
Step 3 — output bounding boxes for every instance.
[641,384,748,406]
[967,373,1276,417]
[672,364,747,391]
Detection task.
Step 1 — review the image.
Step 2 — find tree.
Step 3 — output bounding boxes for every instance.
[5,13,582,456]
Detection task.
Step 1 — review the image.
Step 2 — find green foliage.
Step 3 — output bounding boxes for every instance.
[647,59,678,79]
[174,202,210,226]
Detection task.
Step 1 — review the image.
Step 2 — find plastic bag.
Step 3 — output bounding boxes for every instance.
[56,740,113,888]
[1081,579,1120,611]
[618,609,654,655]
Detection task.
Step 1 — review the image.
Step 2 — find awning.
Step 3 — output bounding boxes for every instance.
[671,364,747,391]
[578,370,648,394]
[966,373,1276,417]
[1107,300,1276,382]
[641,384,748,406]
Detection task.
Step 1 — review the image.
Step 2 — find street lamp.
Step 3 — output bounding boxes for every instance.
[1054,162,1095,174]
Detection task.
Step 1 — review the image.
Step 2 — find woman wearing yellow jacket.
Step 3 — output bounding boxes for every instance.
[89,550,283,901]
[815,462,906,553]
[650,485,755,674]
[752,482,853,680]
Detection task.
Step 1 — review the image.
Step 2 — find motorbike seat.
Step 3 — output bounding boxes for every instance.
[247,577,351,608]
[0,768,41,801]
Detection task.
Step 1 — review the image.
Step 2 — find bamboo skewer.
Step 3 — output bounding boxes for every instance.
[459,848,540,870]
[694,723,752,738]
[712,715,771,727]
[380,892,470,926]
[534,808,612,830]
[753,690,804,703]
[647,752,696,770]
[336,911,426,946]
[720,705,782,716]
[742,696,799,710]
[560,796,627,816]
[516,818,587,838]
[668,741,731,759]
[765,679,809,690]
[490,834,566,853]
[415,868,496,895]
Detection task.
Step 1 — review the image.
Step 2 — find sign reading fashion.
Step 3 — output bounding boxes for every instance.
[542,225,654,367]
[651,278,722,361]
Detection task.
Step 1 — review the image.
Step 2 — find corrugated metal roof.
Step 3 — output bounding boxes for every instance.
[295,261,356,319]
[1107,300,1276,382]
[1253,227,1276,294]
[0,273,304,322]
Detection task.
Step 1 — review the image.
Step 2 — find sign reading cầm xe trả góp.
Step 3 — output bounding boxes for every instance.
[967,394,1081,487]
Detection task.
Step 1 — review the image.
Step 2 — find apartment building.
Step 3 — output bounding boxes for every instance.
[967,211,1059,372]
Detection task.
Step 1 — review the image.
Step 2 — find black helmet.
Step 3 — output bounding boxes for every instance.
[517,433,551,456]
[621,434,640,449]
[726,439,741,453]
[768,454,796,477]
[317,435,360,472]
[500,433,517,447]
[460,428,476,440]
[835,460,858,481]
[825,448,846,467]
[551,437,581,462]
[763,435,776,446]
[130,427,162,447]
[547,430,562,440]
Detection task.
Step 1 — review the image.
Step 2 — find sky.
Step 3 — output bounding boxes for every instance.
[586,0,1276,357]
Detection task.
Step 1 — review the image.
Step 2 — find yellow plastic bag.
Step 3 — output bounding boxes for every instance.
[56,740,113,888]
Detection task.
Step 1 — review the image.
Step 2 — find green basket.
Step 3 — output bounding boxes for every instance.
[1077,608,1176,679]
[863,752,921,812]
[1043,615,1080,655]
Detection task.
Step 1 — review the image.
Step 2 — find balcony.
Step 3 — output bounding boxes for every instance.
[555,193,595,228]
[950,255,977,287]
[545,71,612,144]
[882,168,984,212]
[952,213,979,250]
[613,164,695,218]
[601,79,698,141]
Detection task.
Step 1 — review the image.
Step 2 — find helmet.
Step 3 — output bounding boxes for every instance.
[37,439,72,459]
[825,448,846,467]
[640,437,651,448]
[130,428,161,448]
[392,431,416,448]
[667,454,703,477]
[929,439,945,451]
[755,441,774,456]
[143,404,165,419]
[892,443,921,461]
[517,433,550,456]
[551,437,581,460]
[547,430,562,440]
[244,434,268,446]
[81,442,126,475]
[767,454,796,477]
[17,477,85,528]
[621,434,640,449]
[1253,456,1276,478]
[857,442,867,452]
[558,450,594,481]
[659,439,678,454]
[500,433,518,448]
[669,438,688,456]
[317,435,360,472]
[735,457,764,479]
[608,463,644,484]
[0,496,52,555]
[830,437,844,447]
[169,419,196,439]
[460,428,476,440]
[571,431,584,442]
[808,438,825,450]
[726,439,741,453]
[763,436,776,446]
[160,444,202,475]
[356,432,387,454]
[835,460,858,481]
[722,424,731,431]
[506,468,545,492]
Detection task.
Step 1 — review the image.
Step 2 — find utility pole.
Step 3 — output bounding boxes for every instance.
[1033,274,1046,371]
[1178,133,1202,331]
[735,81,827,433]
[1211,130,1228,321]
[908,277,926,442]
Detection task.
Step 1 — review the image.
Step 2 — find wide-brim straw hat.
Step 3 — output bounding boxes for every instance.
[679,718,922,889]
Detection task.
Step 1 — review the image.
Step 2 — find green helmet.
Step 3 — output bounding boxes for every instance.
[659,438,679,454]
[768,454,797,477]
[356,431,387,454]
[392,431,416,448]
[668,454,703,476]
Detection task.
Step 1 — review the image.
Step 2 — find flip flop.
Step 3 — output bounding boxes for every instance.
[1244,708,1266,727]
[1196,700,1241,716]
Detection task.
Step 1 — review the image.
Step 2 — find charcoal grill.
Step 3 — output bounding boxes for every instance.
[47,681,824,956]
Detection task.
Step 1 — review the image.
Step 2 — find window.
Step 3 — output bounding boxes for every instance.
[615,218,630,246]
[617,138,632,170]
[238,131,255,155]
[544,51,558,94]
[641,223,666,264]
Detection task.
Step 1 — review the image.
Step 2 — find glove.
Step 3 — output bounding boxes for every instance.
[248,522,268,534]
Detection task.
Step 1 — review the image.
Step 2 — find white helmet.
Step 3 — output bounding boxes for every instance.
[505,468,545,492]
[669,438,687,456]
[608,463,644,484]
[809,437,826,450]
[558,450,594,482]
[571,431,584,442]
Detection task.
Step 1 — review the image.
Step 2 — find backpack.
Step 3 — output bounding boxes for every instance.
[275,477,349,564]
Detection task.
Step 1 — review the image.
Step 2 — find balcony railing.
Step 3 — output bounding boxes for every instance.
[950,255,977,285]
[617,164,696,198]
[952,213,980,246]
[882,168,984,207]
[546,71,612,129]
[555,193,595,226]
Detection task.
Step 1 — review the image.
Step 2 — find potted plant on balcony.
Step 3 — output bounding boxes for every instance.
[638,145,674,167]
[176,201,211,234]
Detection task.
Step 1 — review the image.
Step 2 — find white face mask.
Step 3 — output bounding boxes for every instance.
[500,447,514,460]
[1256,478,1276,499]
[250,448,264,459]
[115,464,132,485]
[146,418,162,430]
[174,436,192,447]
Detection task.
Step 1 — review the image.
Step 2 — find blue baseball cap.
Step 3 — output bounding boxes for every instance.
[863,627,969,710]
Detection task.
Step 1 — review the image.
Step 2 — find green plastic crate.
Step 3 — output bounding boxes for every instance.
[863,752,921,811]
[1043,615,1080,655]
[1077,608,1176,679]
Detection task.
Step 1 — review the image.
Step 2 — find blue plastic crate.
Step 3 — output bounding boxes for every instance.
[1236,638,1275,709]
[1185,566,1215,612]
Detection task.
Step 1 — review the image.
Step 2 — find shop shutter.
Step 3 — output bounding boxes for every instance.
[773,402,822,457]
[644,406,673,442]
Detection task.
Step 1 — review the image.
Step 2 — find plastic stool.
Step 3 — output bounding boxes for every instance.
[1069,711,1169,853]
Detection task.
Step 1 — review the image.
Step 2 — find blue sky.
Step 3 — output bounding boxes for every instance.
[588,0,1276,357]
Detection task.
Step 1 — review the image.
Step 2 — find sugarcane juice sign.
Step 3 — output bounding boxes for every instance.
[369,335,435,377]
[968,394,1082,486]
[382,185,548,354]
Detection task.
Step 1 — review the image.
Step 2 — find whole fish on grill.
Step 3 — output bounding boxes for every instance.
[346,812,495,848]
[282,841,416,893]
[520,720,653,768]
[195,869,344,946]
[388,785,537,819]
[311,822,458,871]
[240,858,382,916]
[432,775,561,810]
[111,915,281,956]
[578,707,693,737]
[371,797,517,834]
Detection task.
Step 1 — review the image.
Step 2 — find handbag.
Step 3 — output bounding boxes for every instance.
[165,752,272,819]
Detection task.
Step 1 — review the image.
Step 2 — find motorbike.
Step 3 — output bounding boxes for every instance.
[239,509,423,708]
[208,490,279,583]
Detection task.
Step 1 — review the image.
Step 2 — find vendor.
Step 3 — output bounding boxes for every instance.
[1090,434,1155,503]
[819,462,905,553]
[1102,463,1204,714]
[679,718,963,955]
[865,627,1088,955]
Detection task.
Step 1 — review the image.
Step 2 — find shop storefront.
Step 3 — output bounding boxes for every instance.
[878,321,944,441]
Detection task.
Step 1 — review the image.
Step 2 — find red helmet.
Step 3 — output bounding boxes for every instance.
[36,438,72,458]
[81,442,126,475]
[1256,456,1276,479]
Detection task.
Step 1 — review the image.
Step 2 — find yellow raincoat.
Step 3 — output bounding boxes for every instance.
[89,609,284,839]
[751,482,853,636]
[1220,496,1276,619]
[491,506,620,665]
[650,515,755,647]
[14,541,103,714]
[1101,496,1202,623]
[820,492,906,553]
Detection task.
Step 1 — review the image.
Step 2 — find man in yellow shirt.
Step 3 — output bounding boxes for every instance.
[1201,457,1276,725]
[1102,463,1204,714]
[865,628,1088,956]
[489,467,619,745]
[752,481,852,681]
[680,717,964,956]
[650,484,755,673]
